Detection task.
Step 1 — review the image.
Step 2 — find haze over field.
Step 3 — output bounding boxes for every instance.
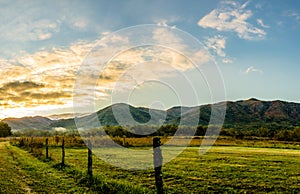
[0,0,299,119]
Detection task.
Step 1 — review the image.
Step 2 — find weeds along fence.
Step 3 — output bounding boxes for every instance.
[10,136,166,193]
[9,136,206,148]
[9,136,300,150]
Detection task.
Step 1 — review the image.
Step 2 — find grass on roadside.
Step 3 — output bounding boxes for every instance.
[0,142,151,194]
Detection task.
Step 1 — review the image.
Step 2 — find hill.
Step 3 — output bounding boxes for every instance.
[223,98,300,129]
[2,116,53,130]
[3,99,300,130]
[50,98,300,130]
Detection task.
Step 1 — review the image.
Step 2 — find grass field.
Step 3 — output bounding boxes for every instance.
[0,141,149,194]
[2,138,300,193]
[0,141,92,193]
[45,143,300,193]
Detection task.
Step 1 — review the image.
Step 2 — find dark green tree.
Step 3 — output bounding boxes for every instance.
[0,122,12,137]
[258,127,270,137]
[292,127,300,141]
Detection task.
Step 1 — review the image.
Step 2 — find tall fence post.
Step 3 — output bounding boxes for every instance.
[88,140,93,177]
[62,138,65,166]
[46,138,49,159]
[153,137,164,194]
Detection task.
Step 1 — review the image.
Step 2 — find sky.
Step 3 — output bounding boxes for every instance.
[0,0,300,118]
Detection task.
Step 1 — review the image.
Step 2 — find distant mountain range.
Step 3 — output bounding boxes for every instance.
[2,98,300,130]
[2,116,53,130]
[46,113,90,120]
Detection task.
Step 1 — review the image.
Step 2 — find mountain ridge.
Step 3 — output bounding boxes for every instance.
[2,98,300,130]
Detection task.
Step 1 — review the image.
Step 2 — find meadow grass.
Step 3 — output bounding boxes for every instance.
[44,144,300,193]
[8,136,300,193]
[0,141,92,193]
[0,141,150,194]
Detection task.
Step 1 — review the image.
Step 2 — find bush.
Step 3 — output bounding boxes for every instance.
[0,122,12,137]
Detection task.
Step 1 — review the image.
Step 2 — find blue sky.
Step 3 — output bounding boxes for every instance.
[0,0,300,118]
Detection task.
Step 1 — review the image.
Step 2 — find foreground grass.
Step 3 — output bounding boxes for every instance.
[164,147,300,193]
[6,136,300,193]
[0,141,92,193]
[46,145,300,193]
[0,142,150,194]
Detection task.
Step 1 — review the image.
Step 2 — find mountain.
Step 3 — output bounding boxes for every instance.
[3,99,300,130]
[2,116,54,130]
[223,99,300,129]
[50,99,300,129]
[46,113,88,120]
[50,103,167,129]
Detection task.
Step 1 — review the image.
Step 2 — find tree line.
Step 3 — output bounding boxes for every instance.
[4,122,300,142]
[84,125,300,142]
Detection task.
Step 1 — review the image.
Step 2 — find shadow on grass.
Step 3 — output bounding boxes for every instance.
[47,160,152,194]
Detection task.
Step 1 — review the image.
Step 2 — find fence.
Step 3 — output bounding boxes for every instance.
[10,136,165,193]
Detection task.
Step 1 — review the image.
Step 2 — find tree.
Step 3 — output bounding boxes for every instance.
[276,129,293,141]
[293,127,300,141]
[0,122,12,137]
[258,127,270,137]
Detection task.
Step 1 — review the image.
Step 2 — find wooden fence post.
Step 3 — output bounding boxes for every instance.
[88,140,93,177]
[153,137,164,194]
[62,138,65,166]
[46,138,49,159]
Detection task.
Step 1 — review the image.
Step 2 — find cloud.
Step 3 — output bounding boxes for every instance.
[157,19,168,27]
[257,19,269,28]
[245,66,263,74]
[0,16,59,42]
[79,42,211,105]
[198,0,266,40]
[285,10,300,25]
[222,58,234,64]
[72,18,89,29]
[152,27,185,51]
[30,19,59,41]
[255,3,263,10]
[96,45,199,89]
[205,35,226,57]
[0,0,102,59]
[0,25,213,116]
[0,81,44,92]
[72,26,214,111]
[155,19,177,29]
[0,81,71,108]
[0,40,95,111]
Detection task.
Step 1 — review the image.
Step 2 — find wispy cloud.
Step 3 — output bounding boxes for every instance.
[154,16,180,28]
[222,58,234,64]
[257,19,269,28]
[0,81,71,109]
[244,66,263,74]
[198,0,266,40]
[0,26,213,116]
[156,19,169,27]
[0,40,94,111]
[75,27,213,108]
[205,35,226,57]
[254,3,263,10]
[285,10,300,25]
[1,18,59,42]
[0,1,102,59]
